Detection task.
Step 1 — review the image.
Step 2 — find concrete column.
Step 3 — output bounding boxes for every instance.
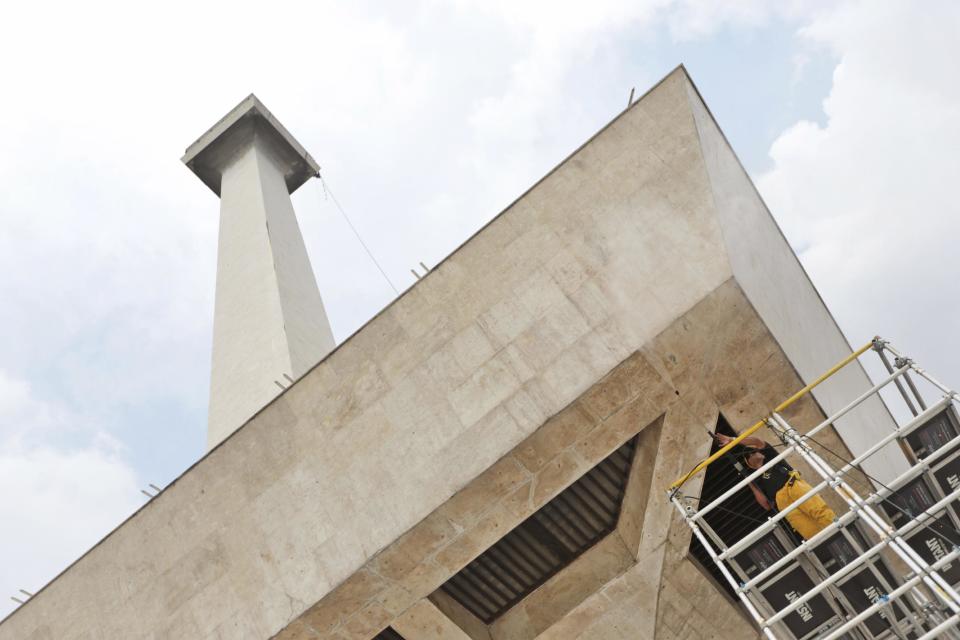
[183,95,335,449]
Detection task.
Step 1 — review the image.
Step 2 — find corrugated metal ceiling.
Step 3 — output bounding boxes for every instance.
[439,434,639,623]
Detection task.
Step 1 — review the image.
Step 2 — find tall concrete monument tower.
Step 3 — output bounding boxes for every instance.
[182,95,336,450]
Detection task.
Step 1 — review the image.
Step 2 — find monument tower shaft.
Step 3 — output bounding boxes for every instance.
[183,95,335,449]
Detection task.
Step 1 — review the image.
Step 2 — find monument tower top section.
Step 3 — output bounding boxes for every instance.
[183,93,320,196]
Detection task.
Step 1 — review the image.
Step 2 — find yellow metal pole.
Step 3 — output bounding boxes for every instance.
[669,340,875,491]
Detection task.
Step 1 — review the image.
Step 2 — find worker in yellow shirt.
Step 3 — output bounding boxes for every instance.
[714,433,836,540]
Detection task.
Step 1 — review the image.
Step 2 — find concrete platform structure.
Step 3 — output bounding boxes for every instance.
[0,66,897,639]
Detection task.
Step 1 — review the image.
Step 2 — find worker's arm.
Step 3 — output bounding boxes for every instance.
[713,433,772,510]
[748,482,772,511]
[714,433,766,450]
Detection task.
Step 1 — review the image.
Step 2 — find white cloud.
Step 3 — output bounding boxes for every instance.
[0,371,141,620]
[756,0,960,393]
[0,446,141,621]
[665,0,773,40]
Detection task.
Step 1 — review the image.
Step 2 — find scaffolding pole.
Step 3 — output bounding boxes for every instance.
[742,478,960,593]
[669,337,960,639]
[693,364,912,523]
[816,548,960,640]
[770,413,960,616]
[717,397,953,562]
[670,496,780,640]
[669,340,876,491]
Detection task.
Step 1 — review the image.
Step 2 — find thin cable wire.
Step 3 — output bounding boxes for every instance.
[684,439,791,504]
[690,432,960,553]
[797,429,960,550]
[683,439,788,539]
[314,173,400,295]
[681,495,772,526]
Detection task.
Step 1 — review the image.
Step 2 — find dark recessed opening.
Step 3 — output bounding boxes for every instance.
[373,627,405,640]
[439,434,640,623]
[688,416,788,601]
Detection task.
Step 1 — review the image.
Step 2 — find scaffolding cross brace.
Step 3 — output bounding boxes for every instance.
[669,338,960,640]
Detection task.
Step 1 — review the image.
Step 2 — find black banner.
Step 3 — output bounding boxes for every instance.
[759,565,836,638]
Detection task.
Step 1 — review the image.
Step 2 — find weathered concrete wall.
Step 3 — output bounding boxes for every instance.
[393,600,473,640]
[684,79,904,483]
[274,280,851,640]
[0,67,873,640]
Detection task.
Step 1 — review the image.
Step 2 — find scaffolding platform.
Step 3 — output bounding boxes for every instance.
[668,338,960,640]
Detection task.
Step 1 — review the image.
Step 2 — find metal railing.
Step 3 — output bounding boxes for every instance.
[669,338,960,640]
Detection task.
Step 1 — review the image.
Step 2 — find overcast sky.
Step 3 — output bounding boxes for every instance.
[1,0,959,619]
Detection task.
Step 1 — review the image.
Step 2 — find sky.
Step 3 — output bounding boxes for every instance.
[1,0,959,620]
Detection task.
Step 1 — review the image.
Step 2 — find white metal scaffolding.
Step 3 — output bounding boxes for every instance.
[669,338,960,640]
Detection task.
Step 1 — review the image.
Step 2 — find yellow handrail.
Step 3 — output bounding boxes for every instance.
[668,340,875,491]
